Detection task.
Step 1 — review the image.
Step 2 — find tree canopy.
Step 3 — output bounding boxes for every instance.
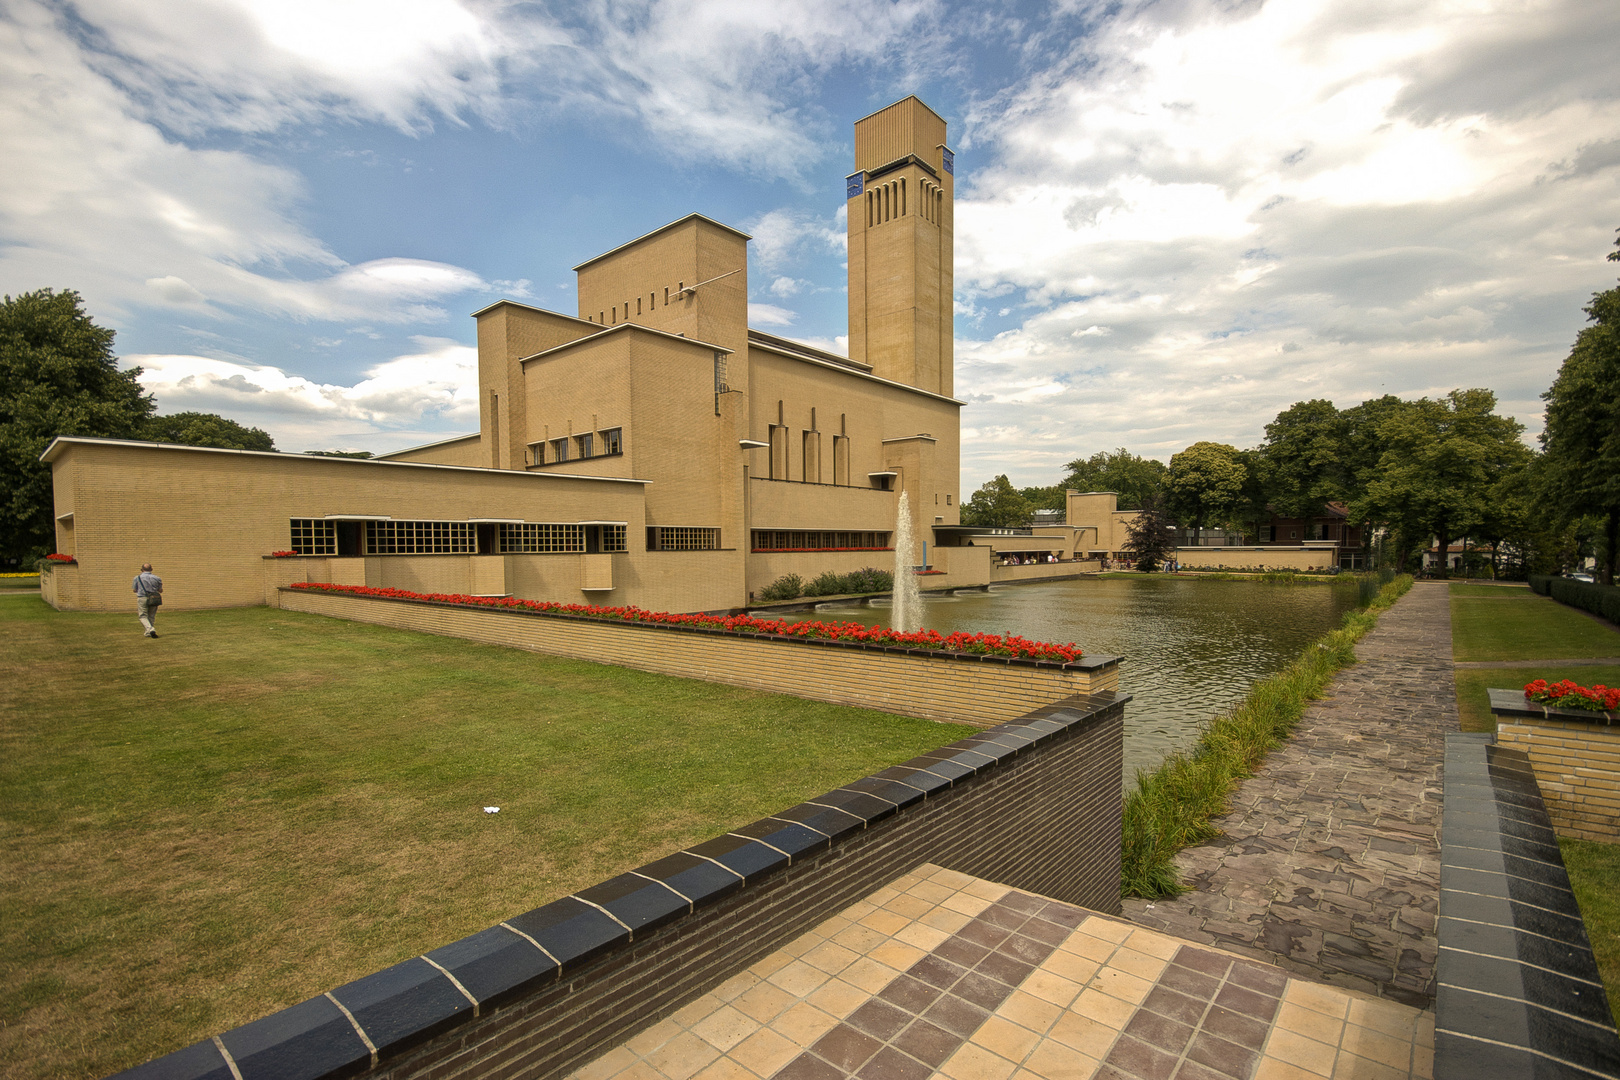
[143,411,275,452]
[1124,492,1177,572]
[1060,448,1166,510]
[961,474,1032,528]
[1164,441,1248,536]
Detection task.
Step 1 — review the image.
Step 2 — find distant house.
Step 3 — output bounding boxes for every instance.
[1256,503,1365,569]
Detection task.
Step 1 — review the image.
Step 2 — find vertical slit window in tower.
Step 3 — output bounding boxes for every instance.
[867,191,873,227]
[663,287,669,305]
[600,311,605,323]
[637,297,641,315]
[901,178,906,216]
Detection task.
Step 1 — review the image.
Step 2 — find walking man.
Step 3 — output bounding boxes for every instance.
[133,563,163,638]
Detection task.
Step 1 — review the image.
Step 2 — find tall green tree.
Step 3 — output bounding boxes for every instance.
[1354,389,1527,577]
[1060,448,1167,510]
[961,475,1032,528]
[0,289,154,563]
[143,411,275,452]
[1540,233,1620,584]
[1165,441,1248,538]
[1124,492,1177,572]
[1260,399,1351,518]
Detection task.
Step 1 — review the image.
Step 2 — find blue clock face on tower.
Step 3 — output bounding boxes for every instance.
[941,148,954,175]
[846,173,864,199]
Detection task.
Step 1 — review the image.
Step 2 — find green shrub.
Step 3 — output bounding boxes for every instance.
[844,567,893,594]
[1357,574,1380,608]
[803,571,845,597]
[1543,576,1620,624]
[1120,574,1414,898]
[758,574,803,602]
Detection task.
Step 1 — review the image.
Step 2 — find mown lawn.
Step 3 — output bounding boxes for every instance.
[1562,839,1620,1029]
[1450,591,1620,662]
[0,595,965,1079]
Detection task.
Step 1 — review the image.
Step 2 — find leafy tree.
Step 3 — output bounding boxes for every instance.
[1540,233,1620,584]
[1060,448,1166,510]
[1354,389,1527,577]
[1124,492,1177,572]
[306,449,373,459]
[1019,484,1067,513]
[143,411,275,452]
[1260,399,1351,518]
[961,474,1032,528]
[1165,441,1248,539]
[0,289,153,563]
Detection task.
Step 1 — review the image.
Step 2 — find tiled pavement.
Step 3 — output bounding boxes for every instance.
[571,865,1434,1080]
[1121,584,1458,1007]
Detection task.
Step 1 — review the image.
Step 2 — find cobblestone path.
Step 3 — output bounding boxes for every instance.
[1120,582,1457,1010]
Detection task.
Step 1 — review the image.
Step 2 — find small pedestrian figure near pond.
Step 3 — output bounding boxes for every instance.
[133,563,163,638]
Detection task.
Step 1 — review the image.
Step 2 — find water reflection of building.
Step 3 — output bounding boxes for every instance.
[41,98,974,614]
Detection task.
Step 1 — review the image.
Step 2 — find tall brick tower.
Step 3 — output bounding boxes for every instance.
[846,96,954,398]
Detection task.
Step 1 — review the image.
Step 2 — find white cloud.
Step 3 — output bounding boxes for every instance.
[747,303,797,327]
[747,209,847,270]
[128,336,479,451]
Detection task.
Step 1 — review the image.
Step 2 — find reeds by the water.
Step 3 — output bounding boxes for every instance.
[1119,573,1415,898]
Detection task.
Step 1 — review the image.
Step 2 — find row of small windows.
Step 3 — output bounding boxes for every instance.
[1258,523,1340,542]
[533,427,622,465]
[368,520,476,554]
[287,519,627,556]
[646,527,721,551]
[499,523,627,553]
[588,284,688,325]
[866,178,945,228]
[751,531,891,551]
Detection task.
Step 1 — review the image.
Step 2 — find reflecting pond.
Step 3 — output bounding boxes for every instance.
[766,576,1363,782]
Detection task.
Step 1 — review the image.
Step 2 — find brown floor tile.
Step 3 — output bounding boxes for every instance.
[923,993,991,1037]
[1157,966,1221,1001]
[909,953,969,989]
[847,997,913,1040]
[1140,985,1208,1028]
[937,937,993,969]
[1038,903,1088,931]
[956,970,1018,1011]
[1173,948,1234,979]
[810,1024,883,1072]
[1173,1060,1238,1080]
[1198,1004,1269,1050]
[855,1046,932,1080]
[891,1017,960,1067]
[962,920,1015,949]
[879,975,944,1016]
[1229,963,1288,999]
[1105,1033,1180,1080]
[1184,1031,1260,1079]
[773,1053,844,1080]
[980,950,1039,987]
[1000,932,1059,966]
[1214,983,1280,1022]
[1123,1010,1194,1055]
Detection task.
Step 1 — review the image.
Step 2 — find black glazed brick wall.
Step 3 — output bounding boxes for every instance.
[1435,734,1620,1080]
[113,692,1127,1080]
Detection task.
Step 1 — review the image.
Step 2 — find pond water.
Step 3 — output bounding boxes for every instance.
[766,576,1363,783]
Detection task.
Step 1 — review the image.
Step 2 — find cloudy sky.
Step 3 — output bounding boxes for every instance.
[4,0,1618,486]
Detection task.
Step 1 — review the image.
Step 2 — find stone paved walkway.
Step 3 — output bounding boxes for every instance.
[1120,583,1458,1009]
[573,865,1433,1080]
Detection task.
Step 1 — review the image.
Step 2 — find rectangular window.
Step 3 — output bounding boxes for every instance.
[601,428,623,455]
[498,523,585,553]
[750,531,891,551]
[1307,523,1325,541]
[647,527,721,551]
[550,437,569,463]
[365,520,476,555]
[602,525,627,553]
[290,519,337,555]
[576,433,594,459]
[1259,525,1274,543]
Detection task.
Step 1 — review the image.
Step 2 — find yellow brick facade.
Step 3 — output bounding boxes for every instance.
[44,98,968,618]
[1496,717,1620,842]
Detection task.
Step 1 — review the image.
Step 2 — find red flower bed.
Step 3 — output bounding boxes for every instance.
[270,550,298,558]
[288,581,1084,662]
[44,553,75,563]
[1524,678,1620,712]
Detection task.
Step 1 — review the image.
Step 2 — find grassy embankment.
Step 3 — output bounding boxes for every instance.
[0,573,40,588]
[1119,573,1415,898]
[1449,581,1620,1026]
[0,594,965,1080]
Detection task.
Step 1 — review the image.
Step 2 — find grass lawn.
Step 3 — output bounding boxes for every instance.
[1450,592,1620,662]
[0,595,966,1079]
[1449,583,1530,596]
[1561,838,1620,1028]
[0,574,40,589]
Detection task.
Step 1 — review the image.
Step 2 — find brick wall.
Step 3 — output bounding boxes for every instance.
[1494,716,1620,842]
[273,587,1120,728]
[117,693,1126,1080]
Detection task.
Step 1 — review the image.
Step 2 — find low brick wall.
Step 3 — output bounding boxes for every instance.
[117,692,1128,1080]
[1487,689,1620,842]
[275,587,1121,728]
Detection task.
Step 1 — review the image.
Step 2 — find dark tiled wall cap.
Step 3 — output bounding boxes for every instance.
[327,956,472,1060]
[111,1038,236,1080]
[504,896,632,972]
[1486,687,1618,725]
[728,816,834,861]
[631,850,746,907]
[424,923,559,1009]
[685,833,792,884]
[575,872,691,936]
[218,994,372,1080]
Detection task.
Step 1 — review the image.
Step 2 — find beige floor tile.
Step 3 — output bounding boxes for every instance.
[769,1001,839,1047]
[939,1042,1019,1080]
[921,906,973,934]
[868,939,927,971]
[688,1057,759,1080]
[832,923,888,954]
[1285,980,1352,1020]
[800,940,860,976]
[727,1029,800,1077]
[1416,1012,1435,1047]
[1060,933,1119,963]
[1071,988,1136,1030]
[970,1015,1043,1063]
[1020,1038,1101,1080]
[965,878,1011,901]
[1255,1060,1329,1080]
[1075,917,1133,944]
[1123,928,1183,961]
[907,879,954,905]
[815,913,853,937]
[1413,1040,1434,1077]
[712,971,761,1003]
[842,900,878,922]
[1106,947,1167,983]
[895,921,951,952]
[859,908,911,936]
[777,933,820,959]
[690,1005,757,1054]
[840,955,900,994]
[1339,1025,1416,1072]
[941,890,996,918]
[1022,970,1084,1009]
[611,1063,669,1080]
[767,959,832,998]
[1345,998,1420,1040]
[1087,967,1153,1005]
[643,1031,722,1080]
[673,993,726,1029]
[732,981,797,1025]
[1046,1009,1120,1060]
[887,869,928,892]
[868,885,903,906]
[1265,1028,1338,1077]
[927,865,976,890]
[625,1019,683,1057]
[1276,1001,1346,1047]
[1041,950,1101,985]
[1331,1053,1409,1080]
[806,978,868,1019]
[884,892,933,920]
[995,990,1063,1034]
[747,952,792,981]
[570,1043,640,1080]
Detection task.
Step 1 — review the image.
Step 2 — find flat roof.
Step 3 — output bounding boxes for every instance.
[854,95,946,128]
[519,321,732,365]
[746,330,871,372]
[468,298,600,324]
[38,437,650,484]
[572,213,752,272]
[378,432,479,458]
[748,340,964,407]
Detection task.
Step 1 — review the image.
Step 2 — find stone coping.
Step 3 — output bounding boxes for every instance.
[112,691,1130,1080]
[1435,733,1620,1079]
[278,586,1122,675]
[1486,688,1617,726]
